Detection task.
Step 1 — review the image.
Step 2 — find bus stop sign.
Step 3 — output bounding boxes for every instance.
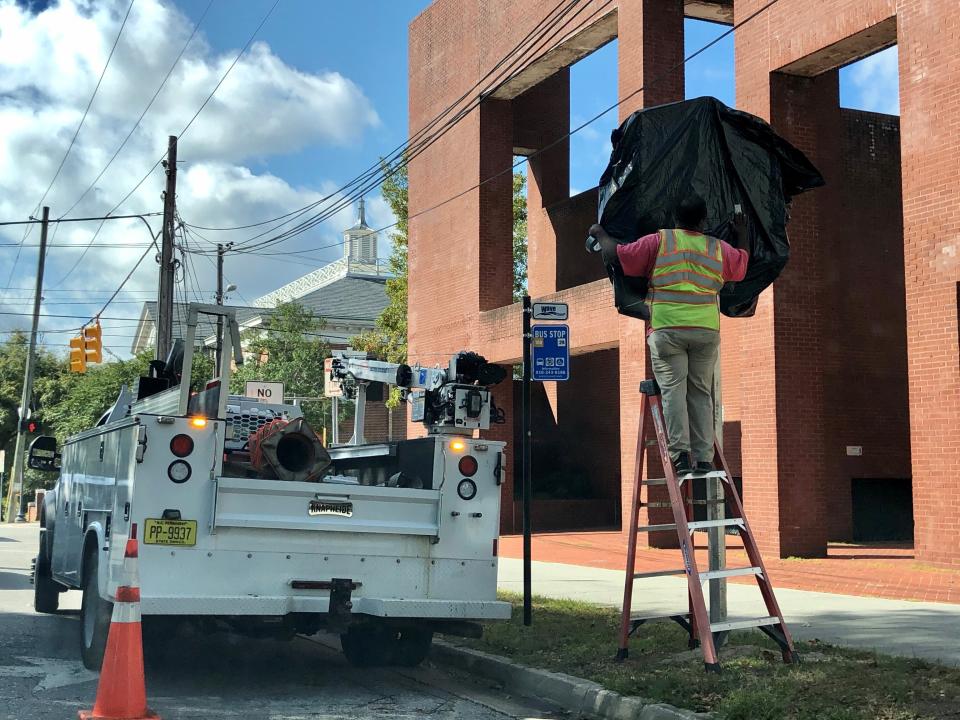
[531,324,569,381]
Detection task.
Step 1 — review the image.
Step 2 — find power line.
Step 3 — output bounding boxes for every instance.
[0,212,163,227]
[181,0,591,252]
[51,0,282,288]
[58,0,216,220]
[9,0,137,268]
[371,0,781,237]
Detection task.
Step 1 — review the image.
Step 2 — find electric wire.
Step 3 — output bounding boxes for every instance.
[181,0,596,254]
[50,0,282,288]
[371,0,782,237]
[58,0,216,221]
[8,0,137,271]
[182,0,580,236]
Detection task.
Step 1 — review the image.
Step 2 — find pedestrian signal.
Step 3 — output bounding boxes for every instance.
[84,322,103,364]
[69,336,86,373]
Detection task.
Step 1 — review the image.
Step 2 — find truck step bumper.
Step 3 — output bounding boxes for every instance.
[140,595,512,620]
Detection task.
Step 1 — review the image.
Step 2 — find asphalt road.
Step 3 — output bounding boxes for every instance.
[0,524,557,720]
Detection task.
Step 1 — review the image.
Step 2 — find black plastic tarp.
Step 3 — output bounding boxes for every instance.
[594,96,824,318]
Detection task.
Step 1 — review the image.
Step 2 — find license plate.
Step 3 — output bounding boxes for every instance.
[143,519,197,546]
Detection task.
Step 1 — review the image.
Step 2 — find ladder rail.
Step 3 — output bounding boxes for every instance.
[616,394,650,659]
[714,441,796,661]
[648,395,719,667]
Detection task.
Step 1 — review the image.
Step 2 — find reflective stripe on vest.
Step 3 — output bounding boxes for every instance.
[648,229,724,330]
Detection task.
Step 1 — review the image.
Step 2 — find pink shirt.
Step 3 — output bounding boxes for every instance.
[617,231,748,282]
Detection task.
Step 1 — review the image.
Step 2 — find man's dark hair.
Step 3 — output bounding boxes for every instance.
[675,194,708,230]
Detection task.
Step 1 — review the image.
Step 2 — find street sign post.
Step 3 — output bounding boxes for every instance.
[521,298,572,627]
[531,325,570,381]
[244,381,285,404]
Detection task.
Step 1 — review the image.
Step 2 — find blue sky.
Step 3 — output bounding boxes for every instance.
[173,1,897,200]
[0,0,898,351]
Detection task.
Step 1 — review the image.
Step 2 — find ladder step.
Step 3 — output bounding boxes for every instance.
[630,612,690,623]
[642,478,667,486]
[642,501,673,509]
[699,566,762,581]
[633,568,687,580]
[678,470,728,481]
[637,523,677,533]
[710,616,780,633]
[687,518,744,531]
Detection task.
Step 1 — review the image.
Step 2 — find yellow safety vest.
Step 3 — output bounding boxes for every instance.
[648,229,724,330]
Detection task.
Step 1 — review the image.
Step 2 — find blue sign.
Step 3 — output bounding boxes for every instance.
[531,324,570,381]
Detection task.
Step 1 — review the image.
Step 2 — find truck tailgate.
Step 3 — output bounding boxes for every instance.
[214,477,441,536]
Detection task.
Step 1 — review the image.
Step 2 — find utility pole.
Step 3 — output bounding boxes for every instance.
[157,135,178,361]
[214,242,234,369]
[5,206,49,523]
[215,243,225,369]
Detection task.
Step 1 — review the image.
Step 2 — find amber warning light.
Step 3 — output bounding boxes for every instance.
[189,417,208,429]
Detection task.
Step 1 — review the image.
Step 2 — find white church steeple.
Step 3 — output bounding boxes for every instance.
[344,197,378,263]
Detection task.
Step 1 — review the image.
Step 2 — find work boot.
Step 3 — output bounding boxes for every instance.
[696,461,714,473]
[672,452,693,476]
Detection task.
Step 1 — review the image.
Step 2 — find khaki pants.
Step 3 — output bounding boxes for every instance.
[647,328,720,464]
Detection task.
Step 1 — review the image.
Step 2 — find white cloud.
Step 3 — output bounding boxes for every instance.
[0,0,384,350]
[843,46,900,115]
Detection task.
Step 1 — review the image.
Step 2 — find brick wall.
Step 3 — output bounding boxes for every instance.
[410,0,960,564]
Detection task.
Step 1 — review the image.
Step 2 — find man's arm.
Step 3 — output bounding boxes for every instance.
[589,223,621,267]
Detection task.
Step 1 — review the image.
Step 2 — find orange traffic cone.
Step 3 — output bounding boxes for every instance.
[79,524,160,720]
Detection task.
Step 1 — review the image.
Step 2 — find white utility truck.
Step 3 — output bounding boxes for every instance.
[31,304,510,670]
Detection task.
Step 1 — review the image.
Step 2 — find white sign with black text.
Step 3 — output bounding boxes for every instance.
[245,381,285,405]
[532,302,568,320]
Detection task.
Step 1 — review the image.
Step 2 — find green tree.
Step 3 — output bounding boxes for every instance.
[513,171,528,302]
[230,302,333,431]
[1,332,63,479]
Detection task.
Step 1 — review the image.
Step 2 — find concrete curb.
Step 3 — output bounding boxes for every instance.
[432,639,711,720]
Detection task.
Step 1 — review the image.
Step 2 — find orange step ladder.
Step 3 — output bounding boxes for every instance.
[616,379,798,672]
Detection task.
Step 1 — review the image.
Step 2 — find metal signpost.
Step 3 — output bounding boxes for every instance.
[521,297,570,625]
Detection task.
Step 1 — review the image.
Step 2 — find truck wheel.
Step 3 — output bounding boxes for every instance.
[340,625,393,667]
[79,548,113,670]
[391,628,433,667]
[33,530,59,614]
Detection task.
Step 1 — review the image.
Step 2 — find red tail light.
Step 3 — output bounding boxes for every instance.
[170,434,194,457]
[458,455,478,477]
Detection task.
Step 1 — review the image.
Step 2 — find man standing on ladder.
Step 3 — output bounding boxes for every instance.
[590,195,749,475]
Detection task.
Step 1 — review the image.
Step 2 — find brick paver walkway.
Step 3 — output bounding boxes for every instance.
[499,532,960,604]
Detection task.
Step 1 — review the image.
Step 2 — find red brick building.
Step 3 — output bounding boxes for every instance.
[406,0,960,564]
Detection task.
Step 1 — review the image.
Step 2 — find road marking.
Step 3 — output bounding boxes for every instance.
[0,657,97,692]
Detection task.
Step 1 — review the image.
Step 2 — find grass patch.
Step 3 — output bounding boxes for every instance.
[455,593,960,719]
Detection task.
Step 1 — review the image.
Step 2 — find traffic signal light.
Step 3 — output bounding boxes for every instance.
[84,322,103,364]
[20,418,38,434]
[69,336,86,373]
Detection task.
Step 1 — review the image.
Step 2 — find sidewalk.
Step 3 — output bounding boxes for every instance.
[499,532,960,604]
[497,556,960,667]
